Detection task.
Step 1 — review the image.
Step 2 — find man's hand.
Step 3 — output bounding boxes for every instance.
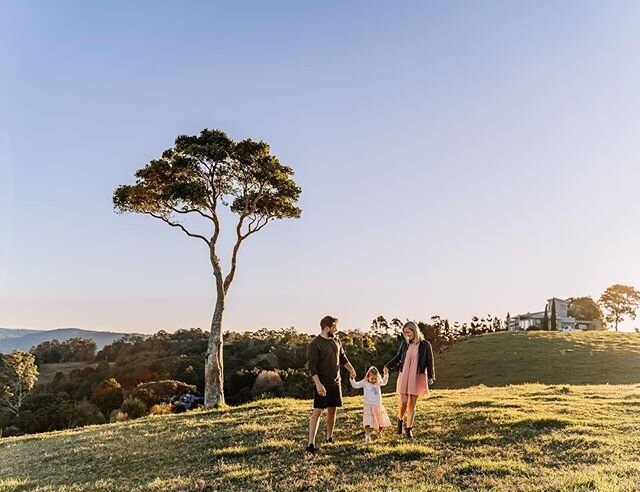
[428,378,435,385]
[316,382,327,397]
[349,368,357,380]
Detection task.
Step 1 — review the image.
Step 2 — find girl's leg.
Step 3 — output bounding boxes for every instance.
[364,425,372,443]
[406,395,419,428]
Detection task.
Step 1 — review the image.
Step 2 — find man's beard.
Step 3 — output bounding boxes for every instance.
[327,331,335,338]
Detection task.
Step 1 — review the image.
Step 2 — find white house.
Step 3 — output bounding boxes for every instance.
[507,297,602,332]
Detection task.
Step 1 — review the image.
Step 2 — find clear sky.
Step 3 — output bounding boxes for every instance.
[1,1,639,334]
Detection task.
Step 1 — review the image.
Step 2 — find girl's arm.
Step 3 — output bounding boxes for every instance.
[380,372,389,386]
[350,378,365,389]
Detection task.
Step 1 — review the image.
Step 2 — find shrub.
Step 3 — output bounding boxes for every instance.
[1,425,22,437]
[120,397,148,419]
[149,403,172,415]
[92,378,124,417]
[252,370,283,395]
[109,409,128,423]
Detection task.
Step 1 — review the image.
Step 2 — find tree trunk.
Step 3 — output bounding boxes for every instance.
[205,292,225,408]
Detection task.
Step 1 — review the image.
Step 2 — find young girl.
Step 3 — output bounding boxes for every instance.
[350,366,392,443]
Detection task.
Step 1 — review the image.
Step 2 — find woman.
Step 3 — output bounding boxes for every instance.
[384,321,435,439]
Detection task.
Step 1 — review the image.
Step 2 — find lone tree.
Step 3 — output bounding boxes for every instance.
[599,284,640,332]
[541,305,549,331]
[114,129,301,407]
[550,299,557,330]
[0,350,39,416]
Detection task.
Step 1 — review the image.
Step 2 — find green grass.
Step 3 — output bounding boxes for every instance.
[3,331,640,491]
[436,331,640,388]
[2,384,640,491]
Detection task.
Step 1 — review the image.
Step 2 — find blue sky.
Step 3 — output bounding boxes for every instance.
[1,1,639,333]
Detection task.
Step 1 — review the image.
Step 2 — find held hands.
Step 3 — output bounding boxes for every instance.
[349,368,357,380]
[383,367,389,376]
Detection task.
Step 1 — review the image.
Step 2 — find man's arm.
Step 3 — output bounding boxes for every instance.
[307,341,327,396]
[343,361,356,379]
[338,342,356,379]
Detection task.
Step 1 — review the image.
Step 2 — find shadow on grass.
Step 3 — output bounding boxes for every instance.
[445,412,572,449]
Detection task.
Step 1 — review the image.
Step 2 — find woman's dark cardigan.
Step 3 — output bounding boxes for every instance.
[384,340,435,381]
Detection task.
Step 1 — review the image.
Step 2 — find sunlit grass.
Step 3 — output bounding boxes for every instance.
[2,383,640,491]
[3,332,640,490]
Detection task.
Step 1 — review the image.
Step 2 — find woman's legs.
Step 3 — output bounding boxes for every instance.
[398,393,408,420]
[406,395,419,428]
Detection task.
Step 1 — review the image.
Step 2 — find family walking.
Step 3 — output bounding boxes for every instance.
[306,315,435,454]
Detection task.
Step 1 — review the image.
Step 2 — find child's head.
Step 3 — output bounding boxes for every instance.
[365,366,381,384]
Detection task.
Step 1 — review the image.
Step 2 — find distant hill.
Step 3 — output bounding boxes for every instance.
[0,328,132,353]
[436,330,640,387]
[0,327,43,341]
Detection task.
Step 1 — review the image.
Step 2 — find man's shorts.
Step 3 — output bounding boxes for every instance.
[313,382,343,409]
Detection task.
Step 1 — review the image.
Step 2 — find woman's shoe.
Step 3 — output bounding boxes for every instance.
[405,427,414,439]
[396,419,404,435]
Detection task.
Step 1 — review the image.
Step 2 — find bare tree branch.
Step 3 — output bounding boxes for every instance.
[147,212,211,246]
[170,206,214,221]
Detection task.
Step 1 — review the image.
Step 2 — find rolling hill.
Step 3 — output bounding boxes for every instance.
[0,328,132,353]
[1,331,640,491]
[435,330,640,387]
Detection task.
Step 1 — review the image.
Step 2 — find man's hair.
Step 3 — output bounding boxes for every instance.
[320,315,338,330]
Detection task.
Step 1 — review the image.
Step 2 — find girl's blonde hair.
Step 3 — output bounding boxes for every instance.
[365,366,382,384]
[402,321,424,344]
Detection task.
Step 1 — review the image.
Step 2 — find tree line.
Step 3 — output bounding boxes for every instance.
[0,314,503,437]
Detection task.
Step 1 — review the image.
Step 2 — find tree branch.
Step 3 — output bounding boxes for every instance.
[147,212,211,246]
[169,206,214,221]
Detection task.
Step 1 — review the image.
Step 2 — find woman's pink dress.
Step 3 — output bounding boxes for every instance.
[396,343,428,396]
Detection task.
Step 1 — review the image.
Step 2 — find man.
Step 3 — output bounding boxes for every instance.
[306,315,356,454]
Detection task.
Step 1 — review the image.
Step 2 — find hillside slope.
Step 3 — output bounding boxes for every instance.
[435,331,640,388]
[1,384,640,491]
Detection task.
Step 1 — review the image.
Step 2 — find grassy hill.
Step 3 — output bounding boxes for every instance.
[2,331,640,491]
[436,331,640,388]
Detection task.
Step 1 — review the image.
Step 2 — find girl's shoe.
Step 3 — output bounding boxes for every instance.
[364,434,372,444]
[396,419,404,435]
[405,427,414,439]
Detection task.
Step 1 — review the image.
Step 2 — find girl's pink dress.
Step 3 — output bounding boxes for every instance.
[396,343,428,396]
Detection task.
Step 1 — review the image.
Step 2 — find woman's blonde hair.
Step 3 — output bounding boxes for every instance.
[365,366,381,384]
[402,321,424,344]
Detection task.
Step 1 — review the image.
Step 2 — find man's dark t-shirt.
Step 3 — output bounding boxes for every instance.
[307,335,350,386]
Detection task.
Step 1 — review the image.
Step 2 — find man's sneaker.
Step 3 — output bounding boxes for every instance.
[364,434,372,444]
[305,443,317,454]
[325,436,334,444]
